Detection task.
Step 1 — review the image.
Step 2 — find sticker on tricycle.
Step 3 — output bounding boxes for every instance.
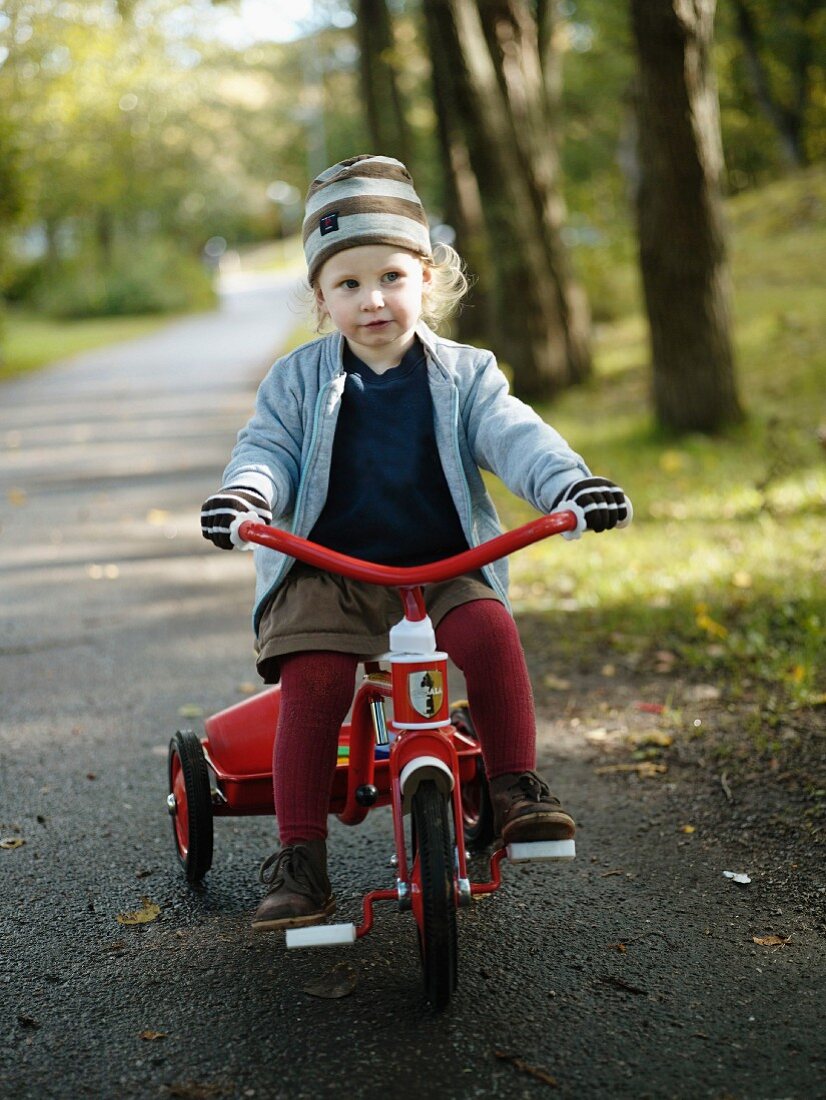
[408,669,444,717]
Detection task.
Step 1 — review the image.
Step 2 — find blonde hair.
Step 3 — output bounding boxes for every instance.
[305,242,470,334]
[421,242,469,329]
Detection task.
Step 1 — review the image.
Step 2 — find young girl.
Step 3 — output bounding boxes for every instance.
[201,155,628,931]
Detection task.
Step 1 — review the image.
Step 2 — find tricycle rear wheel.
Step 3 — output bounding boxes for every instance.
[451,704,495,852]
[411,779,458,1010]
[168,730,213,883]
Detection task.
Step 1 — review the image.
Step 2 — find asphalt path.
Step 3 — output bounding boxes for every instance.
[1,275,822,1099]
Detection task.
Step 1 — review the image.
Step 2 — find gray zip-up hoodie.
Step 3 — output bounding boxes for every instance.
[222,322,591,633]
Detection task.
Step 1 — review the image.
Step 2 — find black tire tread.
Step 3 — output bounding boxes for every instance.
[169,729,213,883]
[411,779,458,1010]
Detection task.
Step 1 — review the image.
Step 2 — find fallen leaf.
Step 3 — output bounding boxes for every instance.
[694,603,728,639]
[146,509,171,525]
[543,674,572,691]
[753,934,792,947]
[599,974,648,995]
[140,1029,167,1041]
[607,942,627,953]
[679,825,696,834]
[601,663,616,677]
[722,871,751,885]
[7,488,27,506]
[732,571,753,589]
[116,897,161,925]
[17,1015,40,1029]
[635,702,666,714]
[659,450,688,473]
[164,1084,227,1100]
[494,1051,558,1088]
[177,704,204,718]
[584,726,610,744]
[0,837,26,850]
[302,961,358,1000]
[654,650,678,671]
[595,762,667,777]
[684,683,722,702]
[626,730,673,748]
[236,682,257,695]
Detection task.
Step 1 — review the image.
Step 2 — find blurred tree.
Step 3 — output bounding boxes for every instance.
[629,0,743,433]
[421,0,591,400]
[1,3,357,262]
[0,116,26,360]
[728,0,822,169]
[355,0,412,163]
[420,2,493,345]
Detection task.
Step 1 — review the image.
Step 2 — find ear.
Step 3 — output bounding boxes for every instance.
[314,283,328,318]
[421,262,433,289]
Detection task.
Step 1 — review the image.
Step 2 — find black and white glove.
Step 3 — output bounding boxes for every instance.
[200,486,272,550]
[555,477,629,533]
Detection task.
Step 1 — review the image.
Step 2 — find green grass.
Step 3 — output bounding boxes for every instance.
[499,166,826,712]
[0,309,172,380]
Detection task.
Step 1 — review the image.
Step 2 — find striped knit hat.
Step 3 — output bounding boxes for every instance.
[303,154,432,285]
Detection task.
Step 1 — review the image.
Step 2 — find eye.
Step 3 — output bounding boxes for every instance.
[383,271,401,284]
[341,278,359,289]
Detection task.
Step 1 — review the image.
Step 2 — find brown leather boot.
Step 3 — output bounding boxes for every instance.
[251,840,336,932]
[489,771,576,846]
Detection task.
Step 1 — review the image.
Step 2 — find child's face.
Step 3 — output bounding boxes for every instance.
[314,245,431,369]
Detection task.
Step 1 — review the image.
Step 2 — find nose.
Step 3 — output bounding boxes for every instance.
[361,287,384,311]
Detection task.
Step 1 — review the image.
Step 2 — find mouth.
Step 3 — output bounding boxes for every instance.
[364,320,390,329]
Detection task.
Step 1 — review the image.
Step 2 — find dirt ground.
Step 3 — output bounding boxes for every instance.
[526,632,826,936]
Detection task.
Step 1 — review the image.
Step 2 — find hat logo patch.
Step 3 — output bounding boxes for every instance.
[319,212,339,236]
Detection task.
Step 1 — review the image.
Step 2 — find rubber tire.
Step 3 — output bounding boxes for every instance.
[168,730,213,883]
[451,705,495,852]
[411,779,458,1010]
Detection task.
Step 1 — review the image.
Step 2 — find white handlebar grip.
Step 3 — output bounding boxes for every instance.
[229,512,259,551]
[562,501,587,541]
[617,496,634,529]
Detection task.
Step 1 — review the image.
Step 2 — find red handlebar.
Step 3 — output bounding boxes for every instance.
[237,511,577,587]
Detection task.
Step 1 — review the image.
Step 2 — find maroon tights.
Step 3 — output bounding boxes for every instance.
[272,599,536,845]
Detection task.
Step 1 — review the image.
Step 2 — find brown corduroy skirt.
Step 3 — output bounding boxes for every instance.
[255,562,503,683]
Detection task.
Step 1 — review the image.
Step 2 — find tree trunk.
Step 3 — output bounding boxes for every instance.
[355,0,412,164]
[630,0,743,433]
[421,0,591,400]
[422,3,493,345]
[730,0,807,169]
[478,0,591,386]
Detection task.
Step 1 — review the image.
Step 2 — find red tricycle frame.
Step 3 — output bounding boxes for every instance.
[168,510,584,1008]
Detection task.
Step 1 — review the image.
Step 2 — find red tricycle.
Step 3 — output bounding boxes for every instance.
[168,509,589,1008]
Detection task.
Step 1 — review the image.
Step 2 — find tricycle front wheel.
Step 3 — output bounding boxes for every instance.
[168,730,213,883]
[411,779,458,1010]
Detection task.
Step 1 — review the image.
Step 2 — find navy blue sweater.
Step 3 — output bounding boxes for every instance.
[308,338,469,566]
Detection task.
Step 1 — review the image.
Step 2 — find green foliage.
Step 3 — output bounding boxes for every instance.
[34,239,216,319]
[492,167,826,715]
[0,1,363,274]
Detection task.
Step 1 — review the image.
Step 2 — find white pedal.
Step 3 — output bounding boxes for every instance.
[285,923,357,948]
[506,840,576,862]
